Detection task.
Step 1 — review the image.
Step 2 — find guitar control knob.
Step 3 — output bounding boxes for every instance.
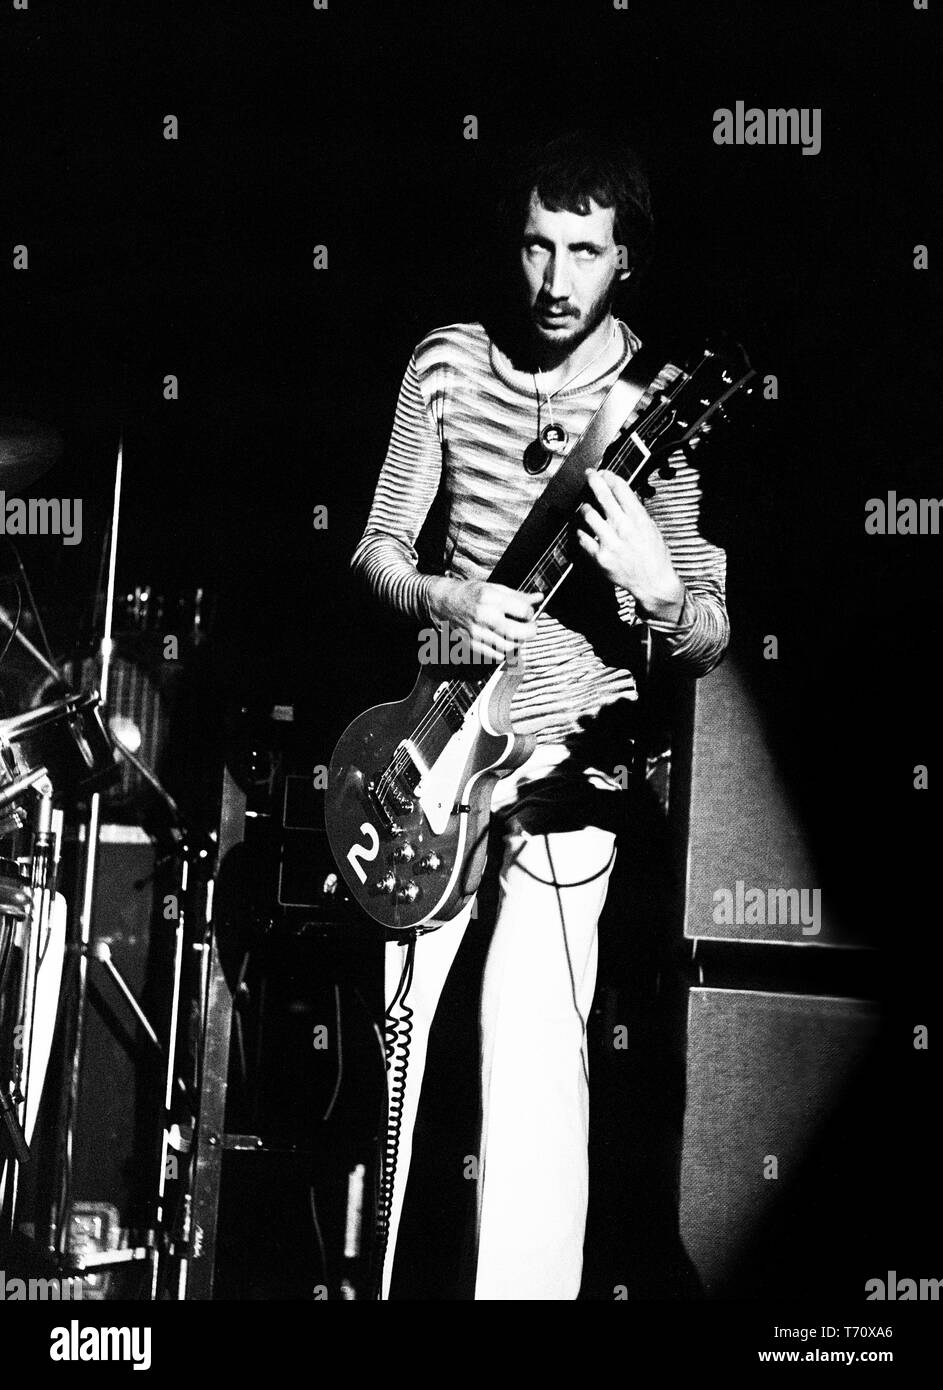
[395,882,420,903]
[391,843,415,863]
[416,852,442,873]
[373,873,396,895]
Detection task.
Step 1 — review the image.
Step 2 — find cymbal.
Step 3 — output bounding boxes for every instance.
[0,416,63,489]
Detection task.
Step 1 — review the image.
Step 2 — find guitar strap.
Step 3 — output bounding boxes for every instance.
[489,340,672,588]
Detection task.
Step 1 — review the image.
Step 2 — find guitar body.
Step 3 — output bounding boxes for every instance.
[327,665,534,933]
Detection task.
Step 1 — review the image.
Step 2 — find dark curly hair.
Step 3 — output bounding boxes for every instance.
[496,127,655,279]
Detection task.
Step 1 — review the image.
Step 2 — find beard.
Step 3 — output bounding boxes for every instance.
[528,283,618,368]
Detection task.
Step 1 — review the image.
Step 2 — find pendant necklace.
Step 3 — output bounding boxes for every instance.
[522,323,618,475]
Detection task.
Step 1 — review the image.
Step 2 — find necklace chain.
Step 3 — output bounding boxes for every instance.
[534,321,617,429]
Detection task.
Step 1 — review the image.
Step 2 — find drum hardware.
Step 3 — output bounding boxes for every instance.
[0,539,59,682]
[50,435,125,1269]
[0,438,213,1299]
[0,853,34,1167]
[0,770,60,1239]
[0,577,22,674]
[0,725,205,1284]
[0,1087,30,1166]
[0,692,118,801]
[0,763,51,813]
[55,441,209,1298]
[0,605,59,680]
[113,734,185,827]
[89,940,191,1105]
[4,580,214,819]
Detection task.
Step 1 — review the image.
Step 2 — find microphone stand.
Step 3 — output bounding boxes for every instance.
[50,435,123,1261]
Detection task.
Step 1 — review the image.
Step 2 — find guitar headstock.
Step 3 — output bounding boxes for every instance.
[622,335,756,494]
[678,335,756,446]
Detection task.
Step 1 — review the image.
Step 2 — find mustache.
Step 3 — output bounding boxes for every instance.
[534,297,580,317]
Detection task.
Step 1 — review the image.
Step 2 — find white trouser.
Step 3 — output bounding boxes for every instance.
[382,744,619,1300]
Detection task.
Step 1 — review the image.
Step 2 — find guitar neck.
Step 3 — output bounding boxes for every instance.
[447,427,659,703]
[490,408,670,603]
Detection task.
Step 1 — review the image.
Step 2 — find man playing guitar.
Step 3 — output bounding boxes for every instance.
[351,129,730,1299]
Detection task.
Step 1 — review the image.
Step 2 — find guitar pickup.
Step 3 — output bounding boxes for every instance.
[395,740,428,796]
[365,742,426,830]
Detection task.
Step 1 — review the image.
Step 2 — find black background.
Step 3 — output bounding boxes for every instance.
[1,0,941,1299]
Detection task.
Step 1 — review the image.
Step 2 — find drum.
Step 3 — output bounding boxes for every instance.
[0,691,118,809]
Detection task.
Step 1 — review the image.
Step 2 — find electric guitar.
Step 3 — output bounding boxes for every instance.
[326,339,754,933]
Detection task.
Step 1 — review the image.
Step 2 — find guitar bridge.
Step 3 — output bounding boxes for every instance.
[365,779,412,831]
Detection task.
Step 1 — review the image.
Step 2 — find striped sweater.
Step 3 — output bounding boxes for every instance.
[352,320,729,746]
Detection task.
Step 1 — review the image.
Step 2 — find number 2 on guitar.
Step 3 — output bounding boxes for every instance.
[346,822,380,884]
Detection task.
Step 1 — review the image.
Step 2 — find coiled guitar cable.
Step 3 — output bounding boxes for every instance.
[374,934,416,1298]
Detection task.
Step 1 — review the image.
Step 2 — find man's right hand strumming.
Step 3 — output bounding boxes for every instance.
[427,577,541,664]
